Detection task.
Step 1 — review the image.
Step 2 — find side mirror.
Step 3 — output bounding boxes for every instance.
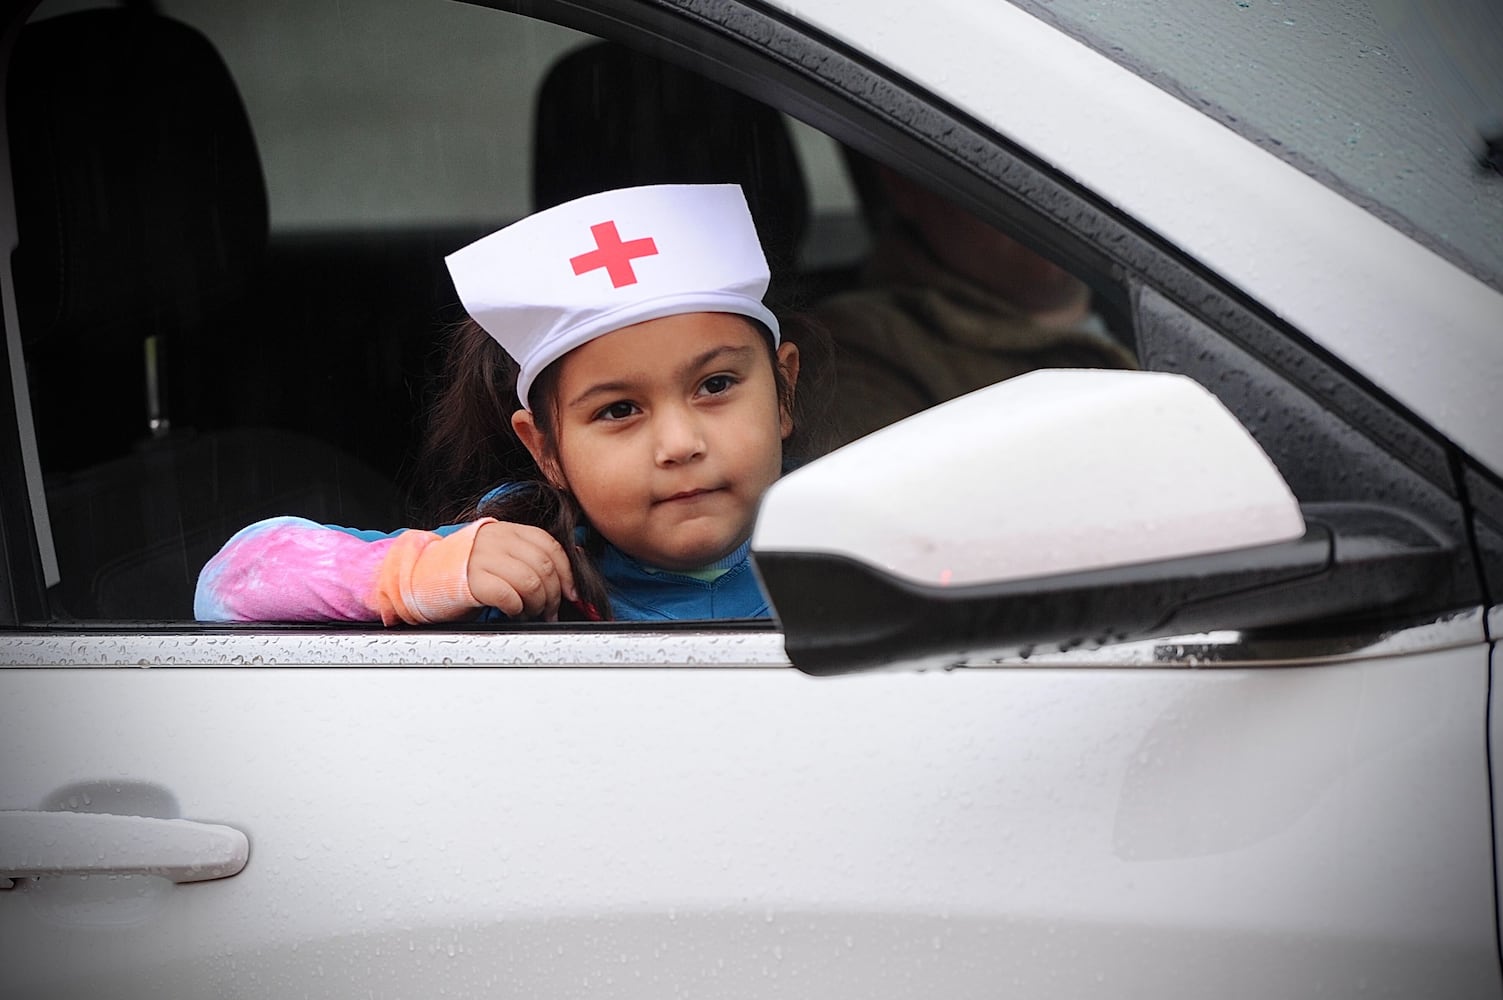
[752,370,1452,674]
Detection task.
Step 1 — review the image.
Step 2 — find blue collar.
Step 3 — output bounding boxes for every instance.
[607,537,751,577]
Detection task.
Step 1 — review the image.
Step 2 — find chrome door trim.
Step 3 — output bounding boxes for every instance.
[0,608,1485,668]
[0,629,794,668]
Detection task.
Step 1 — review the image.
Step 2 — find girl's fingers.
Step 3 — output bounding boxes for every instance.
[468,522,578,619]
[508,526,579,604]
[496,536,569,616]
[474,552,559,619]
[470,575,527,619]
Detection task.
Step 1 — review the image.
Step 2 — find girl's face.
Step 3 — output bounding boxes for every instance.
[513,312,799,571]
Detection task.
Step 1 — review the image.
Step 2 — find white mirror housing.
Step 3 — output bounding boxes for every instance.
[755,369,1306,587]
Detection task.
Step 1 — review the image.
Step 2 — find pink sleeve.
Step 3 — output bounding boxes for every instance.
[194,516,496,624]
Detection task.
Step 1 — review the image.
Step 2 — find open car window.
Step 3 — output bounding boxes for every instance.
[9,0,872,624]
[1,0,1487,652]
[5,0,1132,628]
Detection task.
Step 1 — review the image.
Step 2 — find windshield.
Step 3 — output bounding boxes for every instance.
[1013,0,1503,292]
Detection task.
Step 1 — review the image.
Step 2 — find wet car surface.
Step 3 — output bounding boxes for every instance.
[1,1,1500,996]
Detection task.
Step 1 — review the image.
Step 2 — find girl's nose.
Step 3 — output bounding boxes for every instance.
[653,406,707,466]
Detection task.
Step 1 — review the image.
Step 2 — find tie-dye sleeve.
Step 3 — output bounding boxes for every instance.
[194,515,497,624]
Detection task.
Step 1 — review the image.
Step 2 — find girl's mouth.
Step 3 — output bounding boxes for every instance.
[658,487,720,504]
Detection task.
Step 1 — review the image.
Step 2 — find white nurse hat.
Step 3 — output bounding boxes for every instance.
[445,183,780,410]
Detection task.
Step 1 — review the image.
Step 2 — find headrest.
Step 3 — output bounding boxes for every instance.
[8,10,268,348]
[532,41,809,284]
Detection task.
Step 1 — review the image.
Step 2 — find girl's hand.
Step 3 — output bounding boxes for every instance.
[467,521,579,622]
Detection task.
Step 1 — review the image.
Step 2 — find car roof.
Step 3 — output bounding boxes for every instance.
[1013,0,1503,296]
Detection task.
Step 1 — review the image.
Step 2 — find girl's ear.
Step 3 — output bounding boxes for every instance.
[511,409,567,489]
[775,341,801,440]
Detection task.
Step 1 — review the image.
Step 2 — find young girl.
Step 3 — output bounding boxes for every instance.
[195,184,801,623]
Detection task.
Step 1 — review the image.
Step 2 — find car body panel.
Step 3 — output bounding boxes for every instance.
[1,0,1499,995]
[1,649,1497,998]
[766,0,1503,476]
[1009,0,1503,292]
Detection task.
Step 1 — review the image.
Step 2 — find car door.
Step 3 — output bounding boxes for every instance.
[2,0,1500,998]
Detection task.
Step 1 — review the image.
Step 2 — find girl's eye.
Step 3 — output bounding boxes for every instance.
[700,374,737,396]
[595,401,639,422]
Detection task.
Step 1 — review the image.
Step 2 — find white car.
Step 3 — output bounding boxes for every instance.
[2,0,1501,997]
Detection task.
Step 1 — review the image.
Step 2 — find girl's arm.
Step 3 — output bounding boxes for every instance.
[194,515,495,624]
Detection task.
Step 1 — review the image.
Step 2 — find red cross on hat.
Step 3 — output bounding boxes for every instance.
[569,220,659,288]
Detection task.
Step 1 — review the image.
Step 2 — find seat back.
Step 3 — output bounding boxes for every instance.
[9,9,400,619]
[11,9,267,468]
[532,41,811,306]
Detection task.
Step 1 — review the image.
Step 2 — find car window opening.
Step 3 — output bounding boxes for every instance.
[9,0,1134,625]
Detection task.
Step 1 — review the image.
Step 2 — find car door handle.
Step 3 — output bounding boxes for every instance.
[0,810,248,885]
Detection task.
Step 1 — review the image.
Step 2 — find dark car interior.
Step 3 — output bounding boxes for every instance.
[6,4,865,619]
[7,0,1144,622]
[11,7,409,618]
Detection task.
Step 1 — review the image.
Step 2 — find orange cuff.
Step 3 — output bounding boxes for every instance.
[370,518,497,625]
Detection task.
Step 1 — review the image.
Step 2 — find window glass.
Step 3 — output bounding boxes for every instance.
[10,0,1123,624]
[162,0,861,237]
[1010,0,1503,292]
[158,0,581,230]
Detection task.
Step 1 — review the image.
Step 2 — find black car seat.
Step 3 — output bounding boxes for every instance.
[532,40,812,308]
[8,8,401,619]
